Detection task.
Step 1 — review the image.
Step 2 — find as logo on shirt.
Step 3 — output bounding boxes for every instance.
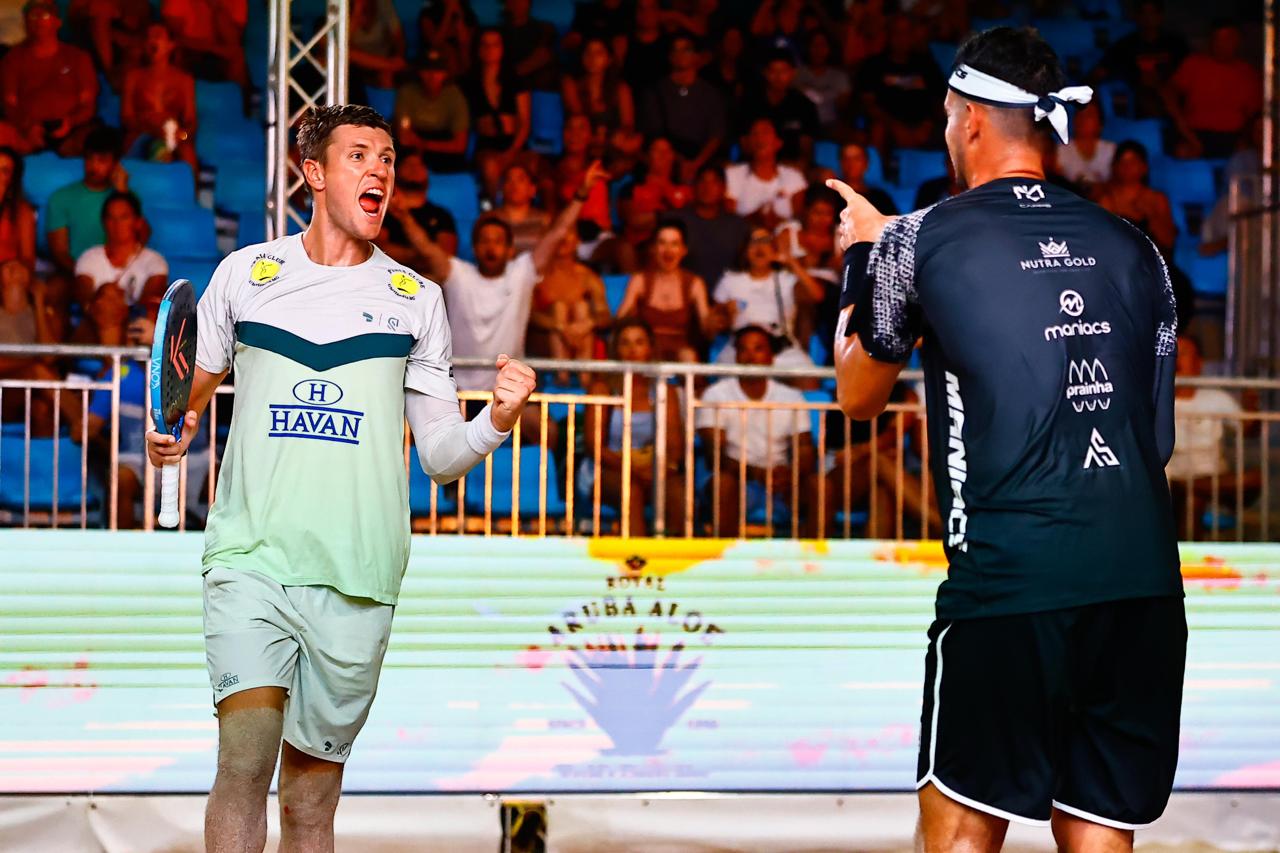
[1083,428,1120,469]
[250,254,285,286]
[388,270,422,299]
[1012,183,1051,208]
[268,379,364,445]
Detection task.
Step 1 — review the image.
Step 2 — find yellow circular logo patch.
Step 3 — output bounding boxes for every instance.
[390,271,420,298]
[250,258,282,285]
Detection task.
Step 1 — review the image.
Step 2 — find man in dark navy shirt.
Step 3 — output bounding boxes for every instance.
[830,27,1185,851]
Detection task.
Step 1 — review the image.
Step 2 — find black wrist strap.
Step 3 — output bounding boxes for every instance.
[838,243,875,340]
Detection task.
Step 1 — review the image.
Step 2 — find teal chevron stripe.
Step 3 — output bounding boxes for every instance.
[234,321,411,371]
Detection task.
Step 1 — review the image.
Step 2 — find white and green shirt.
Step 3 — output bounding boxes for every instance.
[196,234,455,605]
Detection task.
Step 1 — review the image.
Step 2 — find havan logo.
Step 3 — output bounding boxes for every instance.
[268,379,364,445]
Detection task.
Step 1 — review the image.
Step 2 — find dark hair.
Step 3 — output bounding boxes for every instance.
[669,30,701,52]
[473,26,505,68]
[1113,139,1151,184]
[692,162,725,183]
[734,225,774,272]
[471,213,513,246]
[608,316,656,361]
[101,190,143,222]
[653,216,688,245]
[0,146,25,222]
[84,125,122,159]
[953,27,1066,139]
[762,46,797,68]
[296,104,392,166]
[1210,17,1238,33]
[734,323,784,354]
[803,182,843,214]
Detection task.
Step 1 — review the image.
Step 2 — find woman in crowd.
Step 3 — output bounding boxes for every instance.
[581,317,686,536]
[1098,140,1177,255]
[527,226,611,380]
[466,28,531,203]
[0,148,35,271]
[562,36,642,171]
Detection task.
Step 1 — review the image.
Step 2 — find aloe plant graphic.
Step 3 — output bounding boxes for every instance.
[561,629,711,756]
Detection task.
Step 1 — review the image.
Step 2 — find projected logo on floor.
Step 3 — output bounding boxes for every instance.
[545,571,725,767]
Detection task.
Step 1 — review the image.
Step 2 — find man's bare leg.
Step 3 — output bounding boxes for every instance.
[917,782,1009,853]
[1051,809,1134,853]
[278,741,344,853]
[206,687,287,853]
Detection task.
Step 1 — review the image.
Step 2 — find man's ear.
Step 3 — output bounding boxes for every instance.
[965,101,982,144]
[302,157,325,194]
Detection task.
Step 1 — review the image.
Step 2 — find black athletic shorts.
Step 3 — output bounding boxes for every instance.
[915,596,1187,828]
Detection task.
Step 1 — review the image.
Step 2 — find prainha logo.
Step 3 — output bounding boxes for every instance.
[546,572,724,763]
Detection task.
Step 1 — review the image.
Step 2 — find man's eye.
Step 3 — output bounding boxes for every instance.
[352,152,363,160]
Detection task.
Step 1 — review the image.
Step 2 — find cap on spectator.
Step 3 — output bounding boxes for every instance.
[416,49,448,71]
[22,0,58,16]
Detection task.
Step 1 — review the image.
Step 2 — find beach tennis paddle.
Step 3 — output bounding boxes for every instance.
[149,279,197,528]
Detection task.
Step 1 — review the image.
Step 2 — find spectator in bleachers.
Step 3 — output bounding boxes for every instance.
[0,0,98,156]
[838,141,897,215]
[160,0,250,104]
[417,0,475,77]
[1167,19,1262,159]
[562,36,643,170]
[712,225,822,369]
[1091,0,1187,121]
[617,136,691,237]
[639,32,726,184]
[582,317,687,536]
[748,0,816,59]
[394,48,470,173]
[379,151,459,264]
[501,0,558,92]
[563,0,629,55]
[1166,333,1260,539]
[671,163,750,292]
[46,126,130,278]
[73,191,167,306]
[527,225,610,377]
[0,147,35,271]
[465,28,531,201]
[399,162,608,396]
[697,324,817,538]
[349,0,407,91]
[121,23,198,170]
[617,217,725,362]
[495,162,550,256]
[1201,116,1264,258]
[76,0,152,88]
[797,29,851,134]
[1054,101,1114,200]
[1098,140,1177,255]
[550,115,618,265]
[619,0,669,94]
[0,260,65,436]
[743,48,820,167]
[856,13,945,153]
[725,118,807,228]
[702,25,749,117]
[794,185,843,350]
[913,155,960,209]
[839,0,887,71]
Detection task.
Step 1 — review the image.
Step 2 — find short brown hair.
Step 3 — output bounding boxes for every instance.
[295,104,392,166]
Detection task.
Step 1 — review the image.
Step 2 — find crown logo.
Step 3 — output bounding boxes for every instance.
[1039,238,1069,259]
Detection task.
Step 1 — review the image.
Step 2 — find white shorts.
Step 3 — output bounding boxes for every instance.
[202,566,395,763]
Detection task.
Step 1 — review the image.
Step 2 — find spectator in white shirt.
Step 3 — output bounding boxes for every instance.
[724,117,807,228]
[1055,102,1115,198]
[73,191,167,306]
[1166,334,1260,538]
[697,325,817,537]
[713,225,823,369]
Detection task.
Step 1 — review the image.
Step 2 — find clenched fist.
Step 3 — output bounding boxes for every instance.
[490,354,536,433]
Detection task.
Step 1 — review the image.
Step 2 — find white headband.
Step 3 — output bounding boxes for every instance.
[948,63,1093,144]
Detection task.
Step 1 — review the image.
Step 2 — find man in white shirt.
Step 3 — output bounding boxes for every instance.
[724,118,808,227]
[696,325,816,537]
[73,191,168,304]
[397,161,608,393]
[1166,334,1260,538]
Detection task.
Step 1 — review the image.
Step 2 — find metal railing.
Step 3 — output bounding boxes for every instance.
[1,344,1278,541]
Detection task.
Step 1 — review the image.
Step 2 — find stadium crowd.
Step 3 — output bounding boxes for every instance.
[0,0,1264,536]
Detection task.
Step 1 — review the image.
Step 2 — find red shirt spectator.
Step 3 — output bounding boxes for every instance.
[1170,22,1262,158]
[0,0,98,155]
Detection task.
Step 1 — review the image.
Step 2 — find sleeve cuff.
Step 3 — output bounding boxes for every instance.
[466,403,511,455]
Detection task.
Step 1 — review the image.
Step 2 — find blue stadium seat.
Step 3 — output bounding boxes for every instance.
[529,91,564,155]
[895,149,947,190]
[122,159,196,209]
[96,74,120,127]
[929,42,957,74]
[889,185,918,215]
[427,172,479,223]
[23,152,82,208]
[1156,158,1218,206]
[813,141,885,186]
[803,389,833,442]
[1032,19,1099,62]
[809,332,831,367]
[408,456,458,517]
[1095,80,1135,120]
[469,0,502,26]
[1176,244,1228,297]
[0,427,100,516]
[168,256,221,298]
[542,0,576,34]
[1103,117,1164,157]
[196,121,265,167]
[148,206,218,259]
[464,444,567,518]
[603,273,629,315]
[195,81,244,121]
[365,86,396,121]
[235,210,268,249]
[215,162,268,213]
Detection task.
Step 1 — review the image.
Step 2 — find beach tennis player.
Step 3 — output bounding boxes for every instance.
[829,28,1185,852]
[145,104,536,851]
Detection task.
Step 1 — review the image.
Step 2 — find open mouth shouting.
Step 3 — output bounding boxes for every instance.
[358,184,386,218]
